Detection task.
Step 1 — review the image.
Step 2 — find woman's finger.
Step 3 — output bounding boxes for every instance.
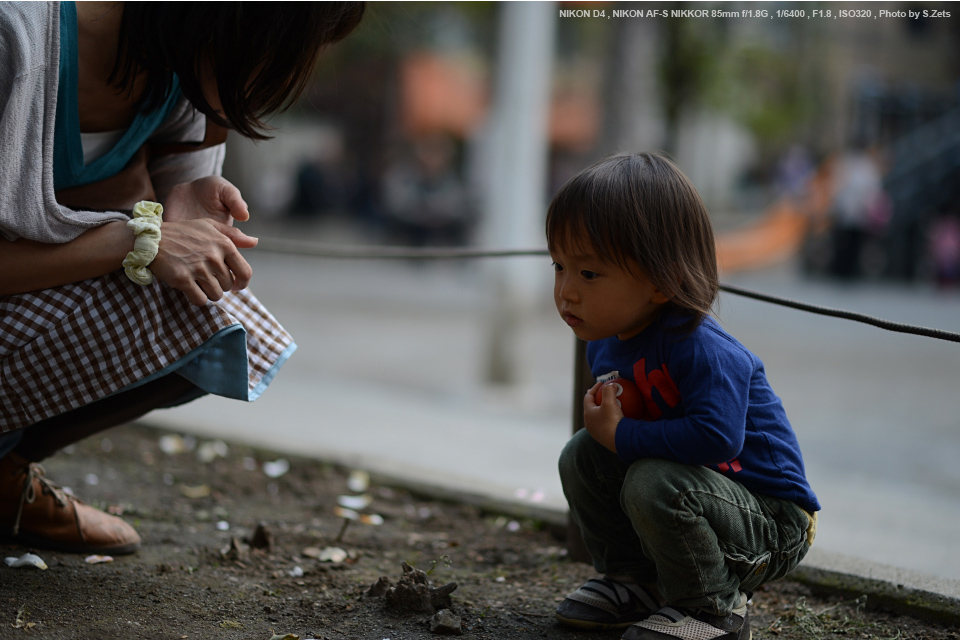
[220,183,250,222]
[216,223,258,249]
[224,250,253,291]
[195,274,226,303]
[179,279,210,307]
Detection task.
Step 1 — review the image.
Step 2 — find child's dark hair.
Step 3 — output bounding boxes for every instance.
[546,152,718,330]
[111,2,366,140]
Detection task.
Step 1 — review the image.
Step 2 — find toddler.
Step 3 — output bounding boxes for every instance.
[549,152,819,640]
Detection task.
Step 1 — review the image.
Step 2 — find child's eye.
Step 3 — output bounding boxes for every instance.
[581,270,599,280]
[552,262,564,273]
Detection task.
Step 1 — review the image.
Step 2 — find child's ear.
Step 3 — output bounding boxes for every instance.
[652,273,682,305]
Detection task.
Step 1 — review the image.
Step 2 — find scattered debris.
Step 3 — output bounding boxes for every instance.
[262,458,290,479]
[84,555,113,564]
[288,566,304,578]
[85,473,99,486]
[12,605,36,630]
[0,425,942,640]
[428,609,462,635]
[221,537,249,562]
[179,484,211,499]
[250,522,274,551]
[333,506,383,525]
[334,506,360,521]
[334,506,358,542]
[219,619,244,629]
[216,520,230,531]
[333,505,383,542]
[5,553,48,570]
[514,487,547,503]
[337,493,372,510]
[158,434,195,455]
[318,547,348,563]
[377,561,457,614]
[367,576,391,597]
[347,469,370,493]
[268,634,300,640]
[197,440,229,463]
[301,546,322,559]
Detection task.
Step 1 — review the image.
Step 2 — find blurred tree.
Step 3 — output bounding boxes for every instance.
[658,4,728,155]
[706,28,819,166]
[598,9,664,156]
[596,4,819,167]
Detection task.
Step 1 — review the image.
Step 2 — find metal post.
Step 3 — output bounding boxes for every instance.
[567,337,594,563]
[480,2,556,384]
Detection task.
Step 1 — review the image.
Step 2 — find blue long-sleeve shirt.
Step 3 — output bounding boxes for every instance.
[588,312,821,513]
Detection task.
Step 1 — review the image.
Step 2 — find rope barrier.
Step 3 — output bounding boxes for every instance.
[254,237,549,260]
[718,283,960,344]
[253,239,960,344]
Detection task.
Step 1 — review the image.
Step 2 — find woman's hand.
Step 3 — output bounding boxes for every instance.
[150,218,258,306]
[163,176,250,226]
[583,381,623,453]
[153,178,260,305]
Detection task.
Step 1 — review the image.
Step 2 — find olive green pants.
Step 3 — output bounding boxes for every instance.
[559,429,814,615]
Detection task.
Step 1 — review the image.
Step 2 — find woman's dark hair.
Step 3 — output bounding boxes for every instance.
[546,152,719,330]
[111,2,366,140]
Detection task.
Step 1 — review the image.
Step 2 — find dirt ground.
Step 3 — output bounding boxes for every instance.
[2,424,957,640]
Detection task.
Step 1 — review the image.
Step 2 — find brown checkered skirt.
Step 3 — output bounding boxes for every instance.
[0,271,293,432]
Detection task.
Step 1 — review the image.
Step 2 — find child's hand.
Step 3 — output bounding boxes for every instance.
[163,177,250,226]
[584,381,623,453]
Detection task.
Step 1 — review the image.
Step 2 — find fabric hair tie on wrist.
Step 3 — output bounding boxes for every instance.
[123,200,163,285]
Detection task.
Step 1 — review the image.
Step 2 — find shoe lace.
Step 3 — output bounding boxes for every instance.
[13,463,74,536]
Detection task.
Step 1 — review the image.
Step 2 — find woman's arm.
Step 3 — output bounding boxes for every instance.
[2,135,258,304]
[0,218,258,305]
[0,221,134,296]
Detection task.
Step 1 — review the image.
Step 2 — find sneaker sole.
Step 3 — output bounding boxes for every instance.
[555,613,637,631]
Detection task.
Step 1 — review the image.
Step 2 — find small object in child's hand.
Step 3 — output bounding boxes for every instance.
[595,378,644,418]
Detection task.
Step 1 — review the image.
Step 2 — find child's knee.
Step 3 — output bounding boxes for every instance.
[624,458,685,491]
[558,429,606,482]
[620,459,695,518]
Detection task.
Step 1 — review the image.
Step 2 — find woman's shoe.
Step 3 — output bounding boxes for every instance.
[0,453,141,555]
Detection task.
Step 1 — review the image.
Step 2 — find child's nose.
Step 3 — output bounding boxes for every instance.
[558,279,578,302]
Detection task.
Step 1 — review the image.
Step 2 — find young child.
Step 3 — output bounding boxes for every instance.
[548,152,820,640]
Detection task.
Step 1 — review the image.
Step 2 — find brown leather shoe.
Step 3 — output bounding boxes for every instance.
[0,453,141,555]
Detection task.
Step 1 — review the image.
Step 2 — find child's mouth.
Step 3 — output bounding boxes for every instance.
[563,313,583,328]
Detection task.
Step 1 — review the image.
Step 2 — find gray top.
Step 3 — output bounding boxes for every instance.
[0,1,225,243]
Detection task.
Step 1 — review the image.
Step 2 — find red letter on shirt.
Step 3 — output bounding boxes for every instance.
[633,359,681,420]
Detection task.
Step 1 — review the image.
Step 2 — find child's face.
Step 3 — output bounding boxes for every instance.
[551,244,668,342]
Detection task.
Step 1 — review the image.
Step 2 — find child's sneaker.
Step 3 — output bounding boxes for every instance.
[555,577,662,630]
[621,592,750,640]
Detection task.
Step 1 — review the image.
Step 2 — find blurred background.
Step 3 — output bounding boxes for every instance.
[225,0,960,286]
[157,2,960,581]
